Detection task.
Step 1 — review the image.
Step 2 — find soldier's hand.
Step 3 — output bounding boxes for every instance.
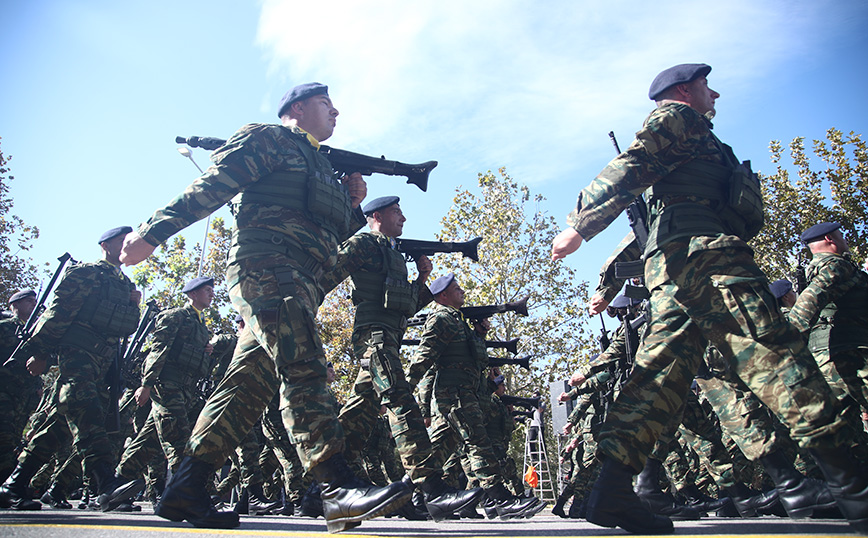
[424,417,431,428]
[415,255,432,282]
[204,343,214,354]
[551,228,583,261]
[342,172,367,208]
[121,232,157,266]
[26,356,47,376]
[135,386,151,407]
[562,422,573,435]
[130,290,142,305]
[569,371,587,387]
[588,293,610,315]
[557,391,571,402]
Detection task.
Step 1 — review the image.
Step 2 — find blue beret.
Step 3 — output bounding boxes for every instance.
[327,361,334,368]
[769,279,793,300]
[182,276,214,293]
[430,272,455,295]
[277,82,329,118]
[648,63,712,100]
[98,226,133,244]
[493,375,505,386]
[800,222,841,244]
[9,289,36,304]
[362,196,400,216]
[234,313,244,323]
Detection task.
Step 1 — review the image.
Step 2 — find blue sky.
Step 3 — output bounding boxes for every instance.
[2,0,867,303]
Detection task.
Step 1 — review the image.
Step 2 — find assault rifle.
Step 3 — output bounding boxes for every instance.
[487,354,532,371]
[401,337,519,355]
[175,135,435,192]
[598,314,610,351]
[117,300,161,418]
[4,253,76,368]
[395,237,482,263]
[406,295,528,327]
[500,394,541,410]
[511,409,534,420]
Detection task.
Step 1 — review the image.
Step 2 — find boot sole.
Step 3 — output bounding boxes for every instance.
[100,480,144,512]
[325,489,412,533]
[156,502,241,529]
[428,490,486,522]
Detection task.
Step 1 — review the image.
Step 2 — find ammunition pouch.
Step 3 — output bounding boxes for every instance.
[74,264,139,337]
[229,228,324,282]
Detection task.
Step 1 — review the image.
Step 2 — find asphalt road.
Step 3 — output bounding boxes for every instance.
[0,504,857,538]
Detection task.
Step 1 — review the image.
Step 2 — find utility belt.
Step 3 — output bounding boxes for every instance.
[434,365,479,389]
[229,228,325,282]
[58,323,114,359]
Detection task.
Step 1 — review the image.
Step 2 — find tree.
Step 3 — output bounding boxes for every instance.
[429,167,596,396]
[0,137,42,301]
[316,279,358,398]
[130,217,234,333]
[752,128,868,284]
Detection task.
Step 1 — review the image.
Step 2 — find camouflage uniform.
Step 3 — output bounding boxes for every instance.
[16,260,139,481]
[486,393,523,494]
[361,415,404,486]
[321,231,436,483]
[117,304,212,475]
[136,123,364,472]
[406,304,504,489]
[566,102,846,472]
[0,317,42,480]
[788,251,868,410]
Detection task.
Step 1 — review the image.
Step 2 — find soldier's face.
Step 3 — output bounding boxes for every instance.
[295,95,338,142]
[187,285,215,310]
[10,297,36,323]
[375,204,406,237]
[440,281,465,308]
[684,76,719,117]
[101,235,126,266]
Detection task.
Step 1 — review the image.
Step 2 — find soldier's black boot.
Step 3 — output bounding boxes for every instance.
[483,483,539,520]
[760,450,838,518]
[585,457,673,534]
[634,458,701,520]
[419,474,484,522]
[725,482,781,517]
[0,461,42,510]
[93,462,144,512]
[552,485,574,518]
[298,482,324,518]
[390,478,429,521]
[246,483,281,515]
[680,483,732,514]
[809,446,868,534]
[310,453,412,533]
[155,456,240,529]
[40,482,73,509]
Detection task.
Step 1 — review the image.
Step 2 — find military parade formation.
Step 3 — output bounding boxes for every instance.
[1,64,867,536]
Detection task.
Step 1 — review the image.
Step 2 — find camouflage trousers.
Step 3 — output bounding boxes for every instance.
[0,366,41,479]
[117,383,200,476]
[431,385,503,489]
[260,392,305,502]
[597,245,846,472]
[20,345,116,479]
[339,327,438,483]
[185,257,340,472]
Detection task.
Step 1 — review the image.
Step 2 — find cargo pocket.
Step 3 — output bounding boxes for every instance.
[711,275,782,339]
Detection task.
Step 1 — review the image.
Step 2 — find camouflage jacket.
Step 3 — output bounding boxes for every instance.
[27,260,138,357]
[321,231,432,330]
[0,316,23,365]
[137,123,365,272]
[141,304,211,388]
[595,232,641,303]
[405,303,484,390]
[788,252,868,351]
[208,332,238,382]
[566,103,745,270]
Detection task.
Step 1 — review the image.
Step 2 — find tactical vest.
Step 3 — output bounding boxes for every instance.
[644,135,764,255]
[230,129,352,256]
[70,262,139,337]
[434,311,484,388]
[155,309,212,387]
[351,235,418,328]
[808,260,868,353]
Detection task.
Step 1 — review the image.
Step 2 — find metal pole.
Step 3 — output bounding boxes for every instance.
[177,147,210,277]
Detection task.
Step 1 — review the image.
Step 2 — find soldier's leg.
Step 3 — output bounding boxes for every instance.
[338,364,381,472]
[117,409,164,479]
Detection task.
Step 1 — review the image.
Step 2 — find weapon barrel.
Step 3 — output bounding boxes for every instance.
[402,337,518,352]
[319,145,435,192]
[500,394,541,409]
[487,354,532,371]
[461,295,529,320]
[395,237,482,262]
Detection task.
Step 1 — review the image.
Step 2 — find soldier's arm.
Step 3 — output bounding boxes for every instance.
[566,103,710,242]
[406,312,457,388]
[140,310,183,388]
[788,255,857,333]
[27,265,94,351]
[580,324,627,378]
[320,233,381,294]
[594,232,640,305]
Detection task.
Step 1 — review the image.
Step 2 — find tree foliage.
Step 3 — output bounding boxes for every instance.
[316,279,358,397]
[428,168,595,396]
[752,128,868,283]
[130,217,234,333]
[0,137,42,301]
